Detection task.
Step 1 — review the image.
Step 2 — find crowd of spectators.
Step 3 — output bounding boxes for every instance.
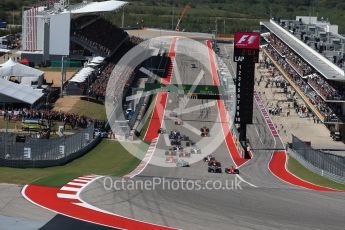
[264,45,339,122]
[307,74,345,101]
[268,34,345,100]
[130,36,144,46]
[89,63,115,100]
[89,36,145,101]
[74,33,113,56]
[268,34,313,76]
[0,108,105,130]
[73,18,129,56]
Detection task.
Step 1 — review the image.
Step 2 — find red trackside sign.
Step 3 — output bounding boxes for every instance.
[234,32,260,49]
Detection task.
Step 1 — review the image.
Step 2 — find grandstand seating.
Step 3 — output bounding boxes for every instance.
[267,34,345,102]
[268,34,313,76]
[72,15,100,30]
[264,45,340,122]
[72,18,129,57]
[68,18,142,102]
[307,75,345,101]
[89,36,144,101]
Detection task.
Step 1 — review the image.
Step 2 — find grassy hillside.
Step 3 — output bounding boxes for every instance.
[108,0,345,34]
[3,0,345,34]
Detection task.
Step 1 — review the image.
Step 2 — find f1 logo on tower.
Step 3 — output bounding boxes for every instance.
[234,32,260,49]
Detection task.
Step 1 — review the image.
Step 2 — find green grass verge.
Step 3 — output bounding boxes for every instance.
[287,155,345,191]
[68,100,107,121]
[0,140,142,187]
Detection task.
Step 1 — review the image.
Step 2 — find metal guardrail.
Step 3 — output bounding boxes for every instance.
[0,125,100,168]
[290,135,345,184]
[288,148,345,185]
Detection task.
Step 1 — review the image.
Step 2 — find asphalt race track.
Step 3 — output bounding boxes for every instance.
[80,38,345,230]
[40,215,118,230]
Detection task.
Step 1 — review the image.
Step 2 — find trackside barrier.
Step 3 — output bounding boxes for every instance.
[0,125,101,168]
[210,44,245,161]
[288,148,345,184]
[290,135,345,184]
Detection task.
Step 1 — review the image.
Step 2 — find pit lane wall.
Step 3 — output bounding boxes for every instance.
[211,42,246,160]
[230,125,245,158]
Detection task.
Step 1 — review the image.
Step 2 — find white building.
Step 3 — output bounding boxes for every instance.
[21,0,128,65]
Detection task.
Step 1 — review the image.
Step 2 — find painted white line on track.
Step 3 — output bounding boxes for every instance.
[254,125,264,146]
[57,193,78,199]
[60,186,80,192]
[67,182,86,186]
[73,179,91,183]
[78,176,96,180]
[236,174,258,188]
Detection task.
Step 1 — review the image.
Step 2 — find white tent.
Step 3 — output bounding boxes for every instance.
[90,56,105,64]
[0,78,44,105]
[69,67,95,83]
[0,59,44,87]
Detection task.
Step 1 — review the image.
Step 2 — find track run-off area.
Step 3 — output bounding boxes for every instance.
[23,37,345,230]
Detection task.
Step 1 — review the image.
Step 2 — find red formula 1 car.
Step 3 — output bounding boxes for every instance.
[224,166,239,174]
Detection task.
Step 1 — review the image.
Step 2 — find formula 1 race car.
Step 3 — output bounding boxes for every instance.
[175,118,183,125]
[158,128,166,134]
[203,154,214,162]
[200,126,210,137]
[169,130,181,140]
[165,149,177,156]
[179,151,191,158]
[224,166,240,174]
[171,139,181,146]
[208,160,222,173]
[170,112,178,118]
[176,159,190,167]
[191,145,201,154]
[166,156,177,163]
